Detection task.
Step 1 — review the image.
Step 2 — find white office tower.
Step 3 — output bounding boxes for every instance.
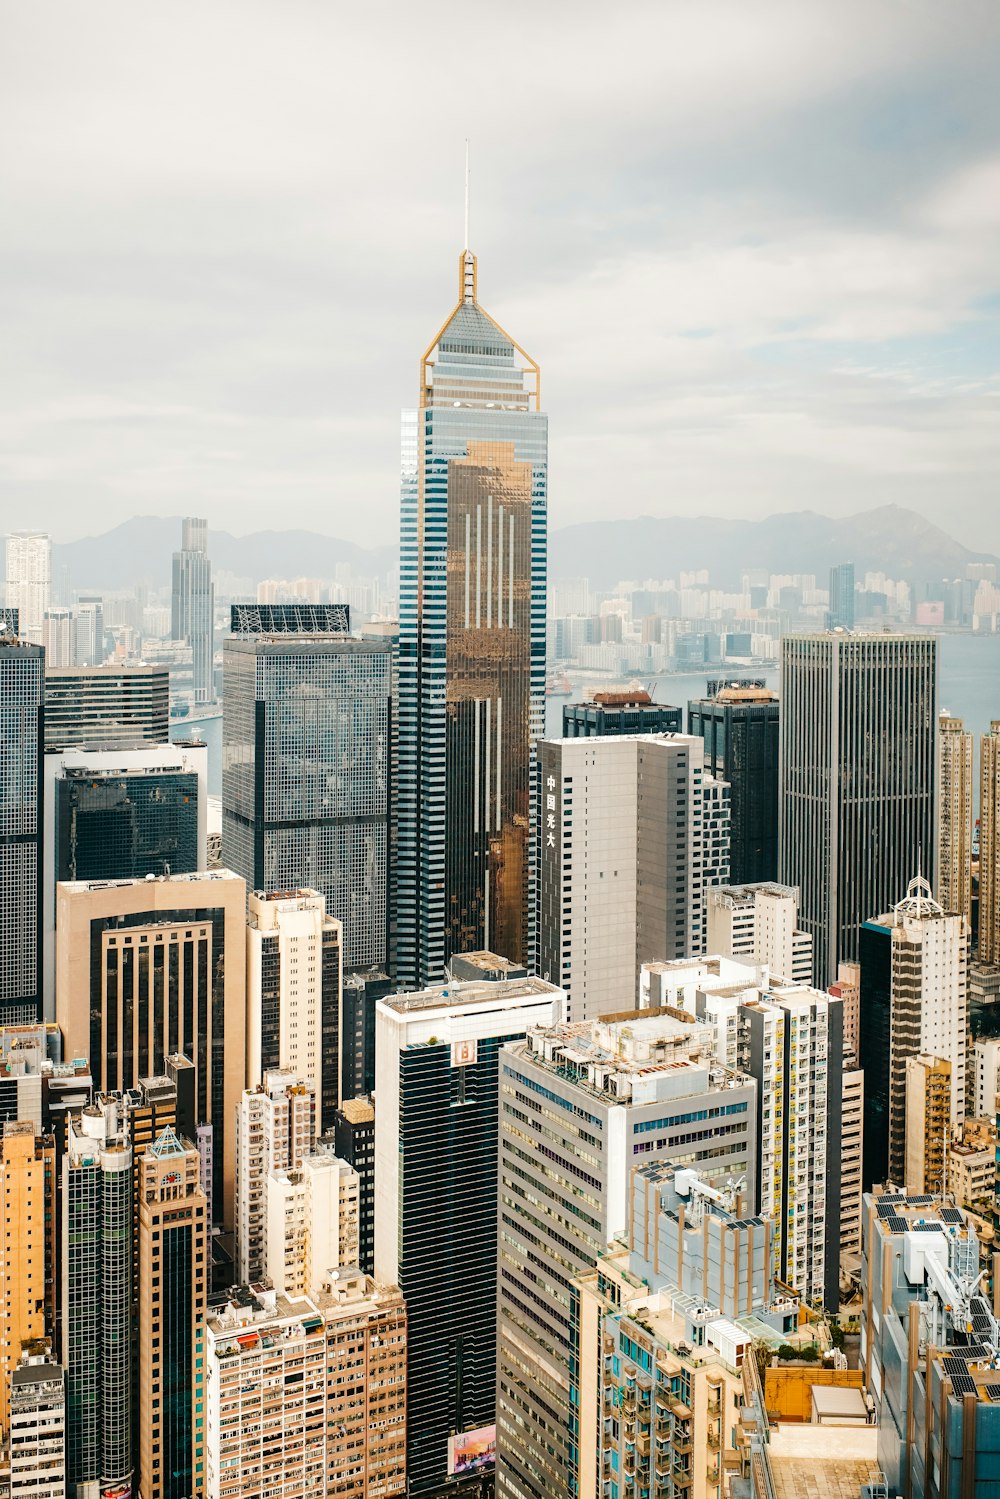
[971,1038,1000,1121]
[496,1008,756,1499]
[375,966,565,1498]
[246,889,342,1134]
[266,1152,358,1299]
[536,734,730,1021]
[9,1350,66,1499]
[706,882,813,984]
[235,1070,316,1284]
[4,531,50,643]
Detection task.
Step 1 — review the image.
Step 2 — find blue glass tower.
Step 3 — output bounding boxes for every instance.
[396,248,547,988]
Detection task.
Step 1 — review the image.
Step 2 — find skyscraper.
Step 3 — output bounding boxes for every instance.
[235,1069,316,1286]
[536,734,730,1020]
[61,1107,134,1498]
[374,961,564,1496]
[137,1128,208,1499]
[561,689,681,737]
[827,560,855,629]
[42,740,208,1013]
[937,711,973,925]
[43,664,170,753]
[396,245,547,987]
[222,633,391,972]
[55,868,246,1226]
[171,516,215,703]
[42,607,75,667]
[496,1009,757,1499]
[245,889,342,1129]
[979,721,1000,965]
[0,634,44,1026]
[688,683,779,883]
[859,876,968,1189]
[779,633,937,986]
[73,595,104,667]
[0,1121,55,1436]
[706,881,814,984]
[4,531,50,643]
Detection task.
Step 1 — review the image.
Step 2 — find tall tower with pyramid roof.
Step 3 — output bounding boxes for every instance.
[396,243,547,988]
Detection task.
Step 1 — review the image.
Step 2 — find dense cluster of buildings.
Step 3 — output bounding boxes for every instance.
[3,241,1000,1499]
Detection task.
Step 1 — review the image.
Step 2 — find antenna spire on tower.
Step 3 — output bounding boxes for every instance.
[464,139,470,251]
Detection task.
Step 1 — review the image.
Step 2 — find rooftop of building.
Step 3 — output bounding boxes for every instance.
[45,662,167,678]
[337,1097,375,1126]
[518,1012,747,1107]
[448,950,528,980]
[765,1427,882,1499]
[207,1273,403,1348]
[709,882,800,905]
[58,866,243,895]
[380,971,562,1017]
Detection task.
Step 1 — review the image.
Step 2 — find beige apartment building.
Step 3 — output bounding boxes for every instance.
[55,869,246,1226]
[0,1122,55,1435]
[205,1271,407,1499]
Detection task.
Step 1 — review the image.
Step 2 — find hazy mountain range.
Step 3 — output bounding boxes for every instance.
[50,505,996,597]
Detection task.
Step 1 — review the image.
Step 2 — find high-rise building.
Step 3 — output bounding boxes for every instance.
[827,561,855,629]
[0,1026,92,1137]
[779,633,937,985]
[0,1121,56,1436]
[245,889,342,1129]
[55,869,246,1226]
[396,245,547,988]
[329,1097,375,1277]
[970,1036,1000,1120]
[266,1152,358,1300]
[374,962,564,1496]
[979,721,1000,965]
[859,876,968,1190]
[61,1106,133,1498]
[42,741,208,1013]
[561,689,681,737]
[137,1128,208,1499]
[73,595,104,667]
[4,531,50,643]
[536,734,730,1021]
[937,711,973,925]
[706,882,813,984]
[688,684,780,883]
[496,1009,757,1499]
[904,1054,951,1194]
[234,1070,316,1286]
[338,968,392,1102]
[43,664,170,753]
[42,607,75,667]
[841,1065,864,1264]
[9,1350,66,1499]
[0,635,44,1025]
[171,516,215,703]
[860,1187,996,1498]
[222,634,391,972]
[204,1272,407,1499]
[830,958,861,1065]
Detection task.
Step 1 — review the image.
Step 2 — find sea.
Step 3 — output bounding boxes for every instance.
[173,631,1000,798]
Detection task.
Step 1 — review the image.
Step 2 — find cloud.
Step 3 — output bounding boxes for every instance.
[0,0,999,556]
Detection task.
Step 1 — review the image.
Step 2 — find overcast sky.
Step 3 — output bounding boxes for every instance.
[2,0,999,550]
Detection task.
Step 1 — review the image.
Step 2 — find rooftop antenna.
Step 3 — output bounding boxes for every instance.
[464,138,470,251]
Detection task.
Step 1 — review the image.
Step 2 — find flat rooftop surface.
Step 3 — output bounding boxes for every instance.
[768,1425,880,1499]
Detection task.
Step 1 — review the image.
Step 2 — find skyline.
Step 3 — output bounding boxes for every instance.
[2,2,999,549]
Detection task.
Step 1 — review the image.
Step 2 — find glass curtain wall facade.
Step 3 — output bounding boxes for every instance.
[171,517,214,703]
[397,249,547,987]
[778,634,936,986]
[55,769,200,882]
[688,690,779,884]
[0,638,43,1025]
[222,635,391,971]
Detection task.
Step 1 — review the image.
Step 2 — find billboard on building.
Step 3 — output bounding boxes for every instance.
[447,1423,496,1476]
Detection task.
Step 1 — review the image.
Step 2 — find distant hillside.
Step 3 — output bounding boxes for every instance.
[49,503,994,598]
[549,504,999,592]
[52,517,396,594]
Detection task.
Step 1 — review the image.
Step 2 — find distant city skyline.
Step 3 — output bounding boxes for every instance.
[2,4,999,549]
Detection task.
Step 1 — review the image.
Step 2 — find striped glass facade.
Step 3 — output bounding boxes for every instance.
[397,250,547,987]
[0,638,43,1024]
[778,633,937,986]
